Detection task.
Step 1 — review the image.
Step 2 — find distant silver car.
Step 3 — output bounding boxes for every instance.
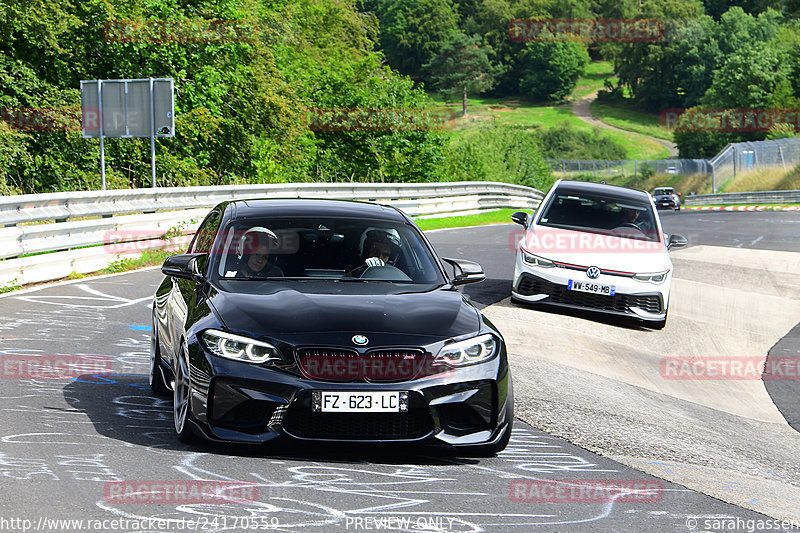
[652,187,681,211]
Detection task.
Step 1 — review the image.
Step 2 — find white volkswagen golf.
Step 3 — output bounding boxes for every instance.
[511,180,687,329]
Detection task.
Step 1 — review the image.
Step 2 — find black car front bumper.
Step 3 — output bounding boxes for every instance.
[185,342,513,448]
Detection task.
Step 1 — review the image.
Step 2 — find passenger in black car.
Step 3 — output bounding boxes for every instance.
[236,227,284,278]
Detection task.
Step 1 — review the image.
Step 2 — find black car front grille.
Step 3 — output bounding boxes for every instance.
[516,273,663,314]
[296,347,426,382]
[282,392,433,440]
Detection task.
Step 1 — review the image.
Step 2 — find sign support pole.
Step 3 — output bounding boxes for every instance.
[149,77,157,188]
[97,80,106,190]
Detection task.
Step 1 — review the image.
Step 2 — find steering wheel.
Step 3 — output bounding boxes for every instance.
[617,222,643,231]
[359,264,412,281]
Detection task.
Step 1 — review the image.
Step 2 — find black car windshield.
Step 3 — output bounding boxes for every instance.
[653,188,674,195]
[212,217,445,284]
[537,191,659,242]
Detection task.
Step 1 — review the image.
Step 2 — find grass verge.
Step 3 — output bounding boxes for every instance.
[99,249,175,274]
[589,100,673,141]
[571,60,617,99]
[414,209,522,231]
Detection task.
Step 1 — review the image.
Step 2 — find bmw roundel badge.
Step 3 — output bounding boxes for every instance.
[352,335,369,346]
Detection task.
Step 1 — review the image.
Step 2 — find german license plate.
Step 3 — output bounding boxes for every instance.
[568,279,615,296]
[313,391,407,413]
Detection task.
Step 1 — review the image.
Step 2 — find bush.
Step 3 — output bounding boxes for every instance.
[538,122,627,159]
[443,124,553,190]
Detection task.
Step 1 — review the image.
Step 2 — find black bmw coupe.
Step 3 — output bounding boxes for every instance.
[150,199,514,454]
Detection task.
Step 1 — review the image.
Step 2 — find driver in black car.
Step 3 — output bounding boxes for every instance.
[347,229,401,277]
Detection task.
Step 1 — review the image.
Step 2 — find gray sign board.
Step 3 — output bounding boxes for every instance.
[81,78,174,138]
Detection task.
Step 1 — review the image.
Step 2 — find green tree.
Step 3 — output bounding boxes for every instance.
[365,0,460,81]
[701,41,787,109]
[517,41,589,102]
[424,32,502,116]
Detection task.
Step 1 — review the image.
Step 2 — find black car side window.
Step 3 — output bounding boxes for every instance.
[189,209,222,254]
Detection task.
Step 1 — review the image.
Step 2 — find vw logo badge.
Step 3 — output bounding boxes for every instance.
[352,335,369,346]
[586,266,601,279]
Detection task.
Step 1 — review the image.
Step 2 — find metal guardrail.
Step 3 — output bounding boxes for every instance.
[0,182,543,287]
[683,189,800,206]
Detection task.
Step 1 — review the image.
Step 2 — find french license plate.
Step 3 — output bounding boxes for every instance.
[568,279,615,296]
[313,391,407,413]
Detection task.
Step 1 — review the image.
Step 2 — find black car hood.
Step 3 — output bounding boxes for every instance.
[207,281,481,344]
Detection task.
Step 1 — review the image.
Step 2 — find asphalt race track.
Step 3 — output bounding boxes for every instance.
[0,210,798,532]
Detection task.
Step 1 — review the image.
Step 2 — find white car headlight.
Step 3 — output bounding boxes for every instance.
[201,329,281,364]
[434,334,498,367]
[521,250,555,268]
[633,270,669,284]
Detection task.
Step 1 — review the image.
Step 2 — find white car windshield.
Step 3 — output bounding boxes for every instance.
[538,191,659,242]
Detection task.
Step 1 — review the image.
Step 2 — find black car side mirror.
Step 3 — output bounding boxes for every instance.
[162,253,207,280]
[667,234,688,250]
[511,212,528,226]
[441,257,486,285]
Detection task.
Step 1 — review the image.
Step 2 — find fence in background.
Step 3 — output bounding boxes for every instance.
[0,181,543,287]
[546,137,800,193]
[708,137,800,192]
[546,159,709,179]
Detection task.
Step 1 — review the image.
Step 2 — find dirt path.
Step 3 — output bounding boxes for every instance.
[572,90,679,158]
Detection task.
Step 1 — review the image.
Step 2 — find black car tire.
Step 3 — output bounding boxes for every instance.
[149,320,170,396]
[174,341,200,443]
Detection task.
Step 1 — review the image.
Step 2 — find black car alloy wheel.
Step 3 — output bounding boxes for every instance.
[173,341,197,443]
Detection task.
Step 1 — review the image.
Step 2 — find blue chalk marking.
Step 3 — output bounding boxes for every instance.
[129,325,152,331]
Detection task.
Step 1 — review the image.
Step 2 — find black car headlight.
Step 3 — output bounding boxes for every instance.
[434,334,498,367]
[200,329,281,364]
